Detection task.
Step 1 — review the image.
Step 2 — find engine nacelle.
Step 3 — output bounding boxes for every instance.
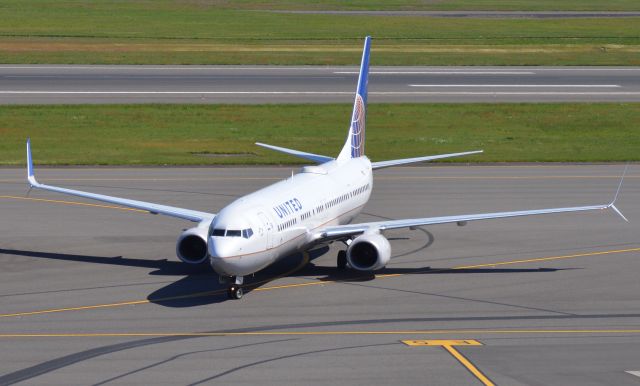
[346,233,391,271]
[176,226,209,265]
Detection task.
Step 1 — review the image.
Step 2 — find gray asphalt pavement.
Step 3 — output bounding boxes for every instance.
[1,165,640,385]
[2,66,640,104]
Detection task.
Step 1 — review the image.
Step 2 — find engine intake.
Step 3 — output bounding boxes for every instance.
[346,233,391,271]
[176,226,209,265]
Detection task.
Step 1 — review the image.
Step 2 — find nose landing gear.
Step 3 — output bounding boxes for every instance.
[220,275,245,300]
[227,284,243,300]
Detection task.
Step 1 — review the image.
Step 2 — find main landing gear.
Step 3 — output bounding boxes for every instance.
[220,275,244,300]
[337,250,347,269]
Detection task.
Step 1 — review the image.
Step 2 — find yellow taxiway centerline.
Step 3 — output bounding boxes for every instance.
[1,246,639,318]
[455,247,640,270]
[0,253,310,318]
[442,345,495,386]
[1,329,640,338]
[0,195,148,213]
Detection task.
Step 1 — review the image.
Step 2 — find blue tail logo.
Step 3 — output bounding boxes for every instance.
[338,36,371,161]
[350,94,366,157]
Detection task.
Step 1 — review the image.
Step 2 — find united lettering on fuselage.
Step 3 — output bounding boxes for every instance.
[273,198,303,219]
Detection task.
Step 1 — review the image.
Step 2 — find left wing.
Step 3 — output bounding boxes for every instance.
[26,139,215,223]
[311,167,628,242]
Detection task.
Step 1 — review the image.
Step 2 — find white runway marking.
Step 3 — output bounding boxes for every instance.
[0,66,345,71]
[376,91,640,95]
[1,66,639,73]
[335,71,535,75]
[0,91,354,95]
[409,84,620,88]
[2,91,639,96]
[626,371,640,378]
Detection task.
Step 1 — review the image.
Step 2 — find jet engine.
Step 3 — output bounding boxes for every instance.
[346,232,391,271]
[176,226,209,264]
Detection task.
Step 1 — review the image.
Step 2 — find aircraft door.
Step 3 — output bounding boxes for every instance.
[319,199,328,221]
[258,212,274,249]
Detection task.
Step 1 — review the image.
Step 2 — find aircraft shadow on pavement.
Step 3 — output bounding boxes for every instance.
[2,247,570,308]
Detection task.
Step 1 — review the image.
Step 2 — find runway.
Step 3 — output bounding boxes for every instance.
[2,65,640,104]
[1,165,640,385]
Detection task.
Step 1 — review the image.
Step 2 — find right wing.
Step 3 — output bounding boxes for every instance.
[311,166,628,242]
[312,202,623,242]
[26,139,215,223]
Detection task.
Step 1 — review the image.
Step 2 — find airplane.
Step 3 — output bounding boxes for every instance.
[25,36,627,300]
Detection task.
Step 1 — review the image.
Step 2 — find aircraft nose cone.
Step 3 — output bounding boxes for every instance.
[208,238,235,258]
[208,238,244,276]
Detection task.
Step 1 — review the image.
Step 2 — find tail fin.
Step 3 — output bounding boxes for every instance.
[337,36,371,161]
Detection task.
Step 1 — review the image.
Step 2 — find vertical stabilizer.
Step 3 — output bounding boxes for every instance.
[337,36,371,161]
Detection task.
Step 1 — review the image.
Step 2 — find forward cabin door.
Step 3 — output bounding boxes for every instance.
[258,212,274,249]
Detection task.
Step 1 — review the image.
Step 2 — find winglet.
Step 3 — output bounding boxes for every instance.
[26,138,39,187]
[607,163,629,222]
[609,203,628,222]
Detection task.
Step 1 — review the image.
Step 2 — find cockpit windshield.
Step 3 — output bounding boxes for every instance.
[210,228,254,239]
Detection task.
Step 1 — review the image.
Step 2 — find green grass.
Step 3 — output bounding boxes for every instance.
[1,1,640,65]
[220,1,640,11]
[1,104,639,166]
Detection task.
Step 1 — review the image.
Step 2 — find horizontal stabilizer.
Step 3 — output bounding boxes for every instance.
[255,142,334,164]
[371,150,483,170]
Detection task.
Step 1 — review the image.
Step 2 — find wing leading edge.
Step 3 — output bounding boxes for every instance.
[26,139,215,223]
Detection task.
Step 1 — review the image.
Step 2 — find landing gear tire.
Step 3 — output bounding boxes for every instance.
[227,284,243,300]
[337,250,347,269]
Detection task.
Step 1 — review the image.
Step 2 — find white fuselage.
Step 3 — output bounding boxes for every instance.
[208,157,373,277]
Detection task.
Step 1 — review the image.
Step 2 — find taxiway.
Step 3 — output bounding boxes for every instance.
[1,165,640,385]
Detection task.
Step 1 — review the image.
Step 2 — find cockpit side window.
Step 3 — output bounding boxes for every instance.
[211,228,225,237]
[210,227,253,238]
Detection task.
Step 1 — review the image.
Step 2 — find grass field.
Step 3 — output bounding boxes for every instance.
[1,1,639,65]
[1,104,639,166]
[222,1,640,11]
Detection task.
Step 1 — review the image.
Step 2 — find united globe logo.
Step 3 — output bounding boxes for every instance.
[350,94,365,158]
